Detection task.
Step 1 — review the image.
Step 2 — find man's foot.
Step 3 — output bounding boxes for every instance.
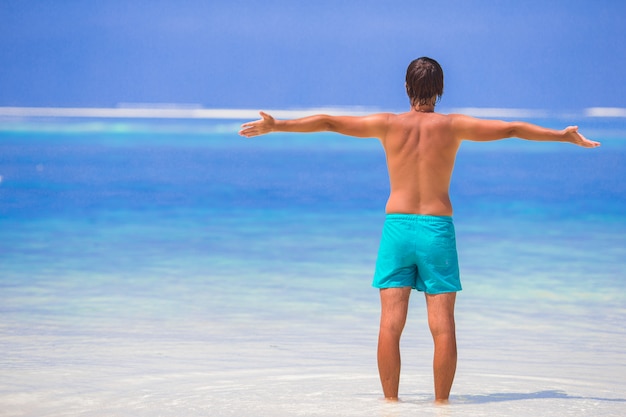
[384,396,400,402]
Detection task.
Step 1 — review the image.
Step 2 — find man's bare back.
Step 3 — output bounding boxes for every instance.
[380,110,459,216]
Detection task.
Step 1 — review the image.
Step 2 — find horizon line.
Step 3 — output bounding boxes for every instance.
[0,105,625,120]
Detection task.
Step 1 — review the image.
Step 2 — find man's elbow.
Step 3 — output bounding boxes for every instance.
[505,122,523,138]
[322,115,339,132]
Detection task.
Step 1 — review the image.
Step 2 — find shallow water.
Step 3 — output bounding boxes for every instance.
[1,118,625,416]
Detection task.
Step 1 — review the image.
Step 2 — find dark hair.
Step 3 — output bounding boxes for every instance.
[405,57,444,107]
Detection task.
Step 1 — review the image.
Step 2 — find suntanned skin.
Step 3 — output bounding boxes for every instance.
[239,100,600,403]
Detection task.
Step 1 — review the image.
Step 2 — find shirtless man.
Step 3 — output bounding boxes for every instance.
[239,57,600,403]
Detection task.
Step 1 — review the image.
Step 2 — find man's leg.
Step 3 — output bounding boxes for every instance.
[377,286,411,400]
[425,292,457,403]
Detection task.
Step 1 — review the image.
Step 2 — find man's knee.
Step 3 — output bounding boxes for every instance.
[379,316,406,337]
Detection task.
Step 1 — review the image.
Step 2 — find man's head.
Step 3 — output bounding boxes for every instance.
[405,57,444,107]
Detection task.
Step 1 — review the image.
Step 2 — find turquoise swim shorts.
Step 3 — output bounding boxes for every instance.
[372,214,461,294]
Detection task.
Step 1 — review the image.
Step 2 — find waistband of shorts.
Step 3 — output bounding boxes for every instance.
[385,213,453,223]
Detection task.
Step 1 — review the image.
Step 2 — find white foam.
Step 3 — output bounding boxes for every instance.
[584,107,626,118]
[0,106,378,120]
[2,105,626,121]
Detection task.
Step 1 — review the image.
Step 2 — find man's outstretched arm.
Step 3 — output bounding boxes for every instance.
[451,114,601,148]
[239,111,390,139]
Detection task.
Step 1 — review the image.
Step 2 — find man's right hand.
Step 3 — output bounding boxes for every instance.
[239,111,276,138]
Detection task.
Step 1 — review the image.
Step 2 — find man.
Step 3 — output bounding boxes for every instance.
[239,57,600,403]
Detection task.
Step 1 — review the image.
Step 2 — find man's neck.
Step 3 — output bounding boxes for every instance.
[413,104,435,113]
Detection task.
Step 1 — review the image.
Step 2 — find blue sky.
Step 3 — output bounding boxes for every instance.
[1,0,625,111]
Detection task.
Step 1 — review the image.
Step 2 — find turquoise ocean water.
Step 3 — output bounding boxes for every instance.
[1,115,625,416]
